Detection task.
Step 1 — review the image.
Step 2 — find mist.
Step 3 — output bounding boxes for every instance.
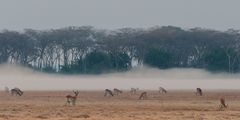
[0,64,240,91]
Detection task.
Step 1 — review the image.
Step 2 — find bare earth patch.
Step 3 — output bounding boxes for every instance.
[0,90,240,120]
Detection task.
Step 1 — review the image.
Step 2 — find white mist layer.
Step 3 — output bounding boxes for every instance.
[0,64,240,91]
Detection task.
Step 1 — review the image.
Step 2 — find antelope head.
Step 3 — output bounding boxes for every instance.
[73,90,79,97]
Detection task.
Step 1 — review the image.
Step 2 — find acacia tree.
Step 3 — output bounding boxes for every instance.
[204,48,229,71]
[1,26,240,73]
[0,32,13,63]
[144,48,172,69]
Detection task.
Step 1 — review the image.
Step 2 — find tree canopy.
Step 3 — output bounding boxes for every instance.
[1,26,240,74]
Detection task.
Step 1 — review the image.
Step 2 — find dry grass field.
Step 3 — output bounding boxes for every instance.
[0,90,240,120]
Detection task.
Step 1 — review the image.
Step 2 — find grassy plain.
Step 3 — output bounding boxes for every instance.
[0,90,240,120]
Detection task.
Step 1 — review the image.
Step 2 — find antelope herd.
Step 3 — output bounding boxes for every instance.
[2,86,229,110]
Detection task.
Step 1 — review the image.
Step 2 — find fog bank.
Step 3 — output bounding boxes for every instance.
[0,64,240,91]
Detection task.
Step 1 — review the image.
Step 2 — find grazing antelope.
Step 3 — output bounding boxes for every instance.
[113,88,122,95]
[130,88,139,95]
[138,92,147,100]
[11,87,23,96]
[159,87,167,94]
[196,88,203,96]
[219,97,228,109]
[104,89,114,97]
[65,90,79,106]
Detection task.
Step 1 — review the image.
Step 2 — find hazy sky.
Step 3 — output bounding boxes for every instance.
[0,0,239,31]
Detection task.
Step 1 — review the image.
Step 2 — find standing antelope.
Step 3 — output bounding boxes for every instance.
[104,89,114,97]
[130,88,139,95]
[196,88,203,96]
[11,87,23,96]
[113,88,122,95]
[159,87,167,94]
[138,92,147,100]
[66,90,79,106]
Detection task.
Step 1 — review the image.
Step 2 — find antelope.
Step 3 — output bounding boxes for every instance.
[104,89,114,97]
[65,90,79,106]
[219,97,228,109]
[113,88,123,95]
[159,87,167,94]
[138,92,147,100]
[11,87,23,96]
[130,88,139,95]
[196,88,203,96]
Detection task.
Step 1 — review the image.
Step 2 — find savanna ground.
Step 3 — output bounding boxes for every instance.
[0,90,240,120]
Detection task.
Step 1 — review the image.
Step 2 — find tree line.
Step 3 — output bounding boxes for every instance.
[0,26,240,74]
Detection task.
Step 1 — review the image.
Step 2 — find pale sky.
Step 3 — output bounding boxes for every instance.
[0,0,239,31]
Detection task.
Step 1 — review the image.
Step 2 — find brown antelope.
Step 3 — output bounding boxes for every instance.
[113,88,122,95]
[130,88,139,95]
[104,89,114,97]
[138,92,147,100]
[159,87,167,94]
[196,88,203,96]
[66,90,79,106]
[11,87,23,96]
[219,97,228,109]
